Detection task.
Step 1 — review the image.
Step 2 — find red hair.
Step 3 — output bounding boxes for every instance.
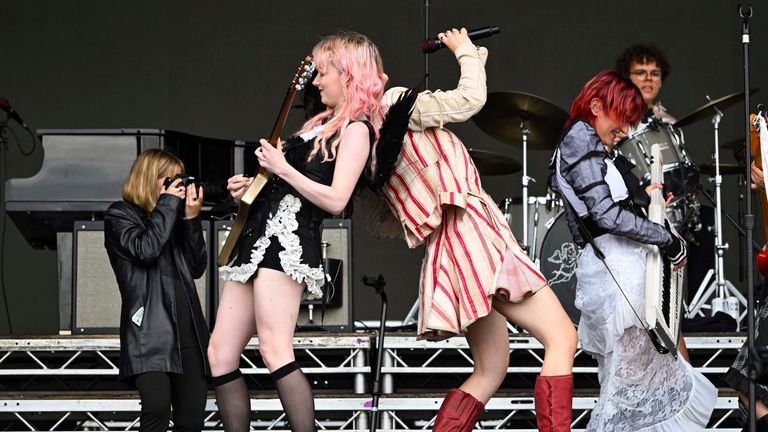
[566,70,645,129]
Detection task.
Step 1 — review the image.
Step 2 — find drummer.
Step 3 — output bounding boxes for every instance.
[615,43,676,123]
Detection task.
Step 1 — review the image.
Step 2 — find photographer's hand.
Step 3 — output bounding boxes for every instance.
[184,185,203,219]
[160,178,186,200]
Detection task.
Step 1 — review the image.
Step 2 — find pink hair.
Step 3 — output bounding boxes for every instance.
[299,31,387,165]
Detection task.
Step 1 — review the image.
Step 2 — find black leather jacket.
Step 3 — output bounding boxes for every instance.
[104,194,210,379]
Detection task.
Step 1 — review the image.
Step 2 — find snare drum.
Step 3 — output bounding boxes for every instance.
[500,194,562,262]
[616,122,699,196]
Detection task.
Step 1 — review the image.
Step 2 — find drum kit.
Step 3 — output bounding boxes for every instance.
[469,89,758,326]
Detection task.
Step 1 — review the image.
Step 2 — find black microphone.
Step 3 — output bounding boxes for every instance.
[421,26,500,54]
[0,98,30,130]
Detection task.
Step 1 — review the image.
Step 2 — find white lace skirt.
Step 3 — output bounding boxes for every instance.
[576,234,717,431]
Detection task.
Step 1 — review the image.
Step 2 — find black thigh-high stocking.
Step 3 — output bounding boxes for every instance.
[212,369,250,432]
[271,361,315,432]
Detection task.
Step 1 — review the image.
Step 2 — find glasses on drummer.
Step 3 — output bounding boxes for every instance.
[630,69,662,80]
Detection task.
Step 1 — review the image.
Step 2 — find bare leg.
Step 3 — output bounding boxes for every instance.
[493,286,577,375]
[494,286,576,431]
[209,280,257,375]
[460,309,510,403]
[431,312,504,431]
[253,268,315,432]
[208,280,258,432]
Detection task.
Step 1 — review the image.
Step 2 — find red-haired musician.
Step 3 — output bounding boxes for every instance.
[551,70,717,431]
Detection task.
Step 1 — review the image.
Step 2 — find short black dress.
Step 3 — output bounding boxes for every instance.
[219,122,371,299]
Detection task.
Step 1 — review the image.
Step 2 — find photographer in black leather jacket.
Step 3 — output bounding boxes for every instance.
[104,149,209,432]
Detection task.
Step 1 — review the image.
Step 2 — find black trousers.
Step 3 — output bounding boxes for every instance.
[134,345,208,432]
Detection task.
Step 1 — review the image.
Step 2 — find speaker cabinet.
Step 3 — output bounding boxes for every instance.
[299,218,353,330]
[72,220,211,333]
[213,218,353,331]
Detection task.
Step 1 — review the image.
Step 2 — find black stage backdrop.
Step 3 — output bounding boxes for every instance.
[0,0,766,334]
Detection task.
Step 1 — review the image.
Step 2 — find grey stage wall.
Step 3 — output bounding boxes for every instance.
[1,0,766,334]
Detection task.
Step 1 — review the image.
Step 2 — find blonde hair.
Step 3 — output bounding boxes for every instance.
[299,31,386,164]
[122,149,184,214]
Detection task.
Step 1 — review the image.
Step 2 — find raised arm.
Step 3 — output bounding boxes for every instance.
[104,194,181,266]
[383,29,488,130]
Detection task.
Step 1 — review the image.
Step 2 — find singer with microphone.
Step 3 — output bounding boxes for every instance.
[366,27,576,432]
[420,26,500,53]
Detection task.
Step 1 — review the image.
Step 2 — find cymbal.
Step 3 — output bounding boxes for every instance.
[674,88,760,128]
[699,163,743,176]
[473,91,568,149]
[467,148,522,176]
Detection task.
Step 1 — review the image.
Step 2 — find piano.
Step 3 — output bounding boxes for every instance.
[5,128,252,249]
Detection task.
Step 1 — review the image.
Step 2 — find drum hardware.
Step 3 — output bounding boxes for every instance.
[699,162,743,176]
[472,92,569,150]
[697,187,764,264]
[466,148,522,176]
[666,194,702,239]
[615,121,699,197]
[473,91,568,253]
[673,88,760,128]
[500,195,562,263]
[685,101,745,327]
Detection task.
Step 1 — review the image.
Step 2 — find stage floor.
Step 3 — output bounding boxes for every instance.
[0,332,748,430]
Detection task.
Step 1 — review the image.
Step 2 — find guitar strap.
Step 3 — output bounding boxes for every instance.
[560,193,653,336]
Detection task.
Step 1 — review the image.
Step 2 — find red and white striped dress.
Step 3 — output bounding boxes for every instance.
[378,126,548,341]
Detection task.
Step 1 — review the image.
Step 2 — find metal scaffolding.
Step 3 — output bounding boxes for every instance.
[0,333,747,430]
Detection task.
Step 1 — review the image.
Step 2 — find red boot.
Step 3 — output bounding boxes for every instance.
[534,374,573,432]
[432,388,485,432]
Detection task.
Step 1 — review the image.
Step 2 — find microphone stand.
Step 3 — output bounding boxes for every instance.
[739,4,757,431]
[423,0,430,90]
[363,275,389,432]
[0,117,10,334]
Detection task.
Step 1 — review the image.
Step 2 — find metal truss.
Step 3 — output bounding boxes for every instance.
[0,395,742,431]
[0,333,748,430]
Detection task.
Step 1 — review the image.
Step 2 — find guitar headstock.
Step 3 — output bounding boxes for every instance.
[293,55,315,92]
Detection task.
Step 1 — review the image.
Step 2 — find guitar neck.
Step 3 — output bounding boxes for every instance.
[217,55,314,267]
[648,144,665,223]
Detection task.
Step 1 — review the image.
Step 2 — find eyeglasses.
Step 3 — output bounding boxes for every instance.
[630,70,662,80]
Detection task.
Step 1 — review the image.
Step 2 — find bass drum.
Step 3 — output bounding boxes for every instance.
[539,212,582,325]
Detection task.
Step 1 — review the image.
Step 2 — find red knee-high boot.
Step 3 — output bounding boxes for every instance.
[432,388,485,432]
[534,374,573,432]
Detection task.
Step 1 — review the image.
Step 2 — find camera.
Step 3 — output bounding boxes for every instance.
[163,173,198,190]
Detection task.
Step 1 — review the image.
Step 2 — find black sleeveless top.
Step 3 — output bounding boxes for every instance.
[220,121,374,294]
